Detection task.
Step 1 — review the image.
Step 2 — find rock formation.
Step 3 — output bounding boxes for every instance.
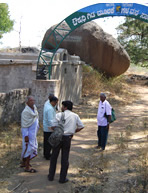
[42,21,130,77]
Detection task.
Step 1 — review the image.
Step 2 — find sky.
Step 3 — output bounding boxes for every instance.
[0,0,147,49]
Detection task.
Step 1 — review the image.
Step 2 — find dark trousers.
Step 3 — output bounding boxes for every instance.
[43,132,52,159]
[97,126,109,149]
[48,135,72,182]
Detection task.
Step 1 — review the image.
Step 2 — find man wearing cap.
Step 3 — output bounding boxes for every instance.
[43,95,58,160]
[97,93,111,150]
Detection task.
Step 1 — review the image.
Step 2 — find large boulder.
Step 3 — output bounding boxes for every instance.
[42,21,130,77]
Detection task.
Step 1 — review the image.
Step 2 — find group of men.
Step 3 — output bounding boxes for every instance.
[21,92,112,183]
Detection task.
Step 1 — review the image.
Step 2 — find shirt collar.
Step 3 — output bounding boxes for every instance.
[100,100,106,104]
[64,110,71,113]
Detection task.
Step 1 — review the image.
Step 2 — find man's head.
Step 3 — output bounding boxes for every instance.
[50,96,58,107]
[26,96,35,109]
[48,93,54,100]
[61,101,73,112]
[100,93,106,102]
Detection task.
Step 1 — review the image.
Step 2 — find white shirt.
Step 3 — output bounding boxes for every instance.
[97,100,111,126]
[52,110,84,135]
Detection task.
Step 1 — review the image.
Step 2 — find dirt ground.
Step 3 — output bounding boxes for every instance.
[0,72,148,193]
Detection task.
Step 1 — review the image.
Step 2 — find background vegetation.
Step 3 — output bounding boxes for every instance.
[0,4,14,40]
[116,18,148,68]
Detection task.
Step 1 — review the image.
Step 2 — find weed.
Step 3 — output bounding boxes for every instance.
[143,118,148,130]
[136,148,148,192]
[5,135,12,151]
[125,124,133,137]
[114,132,127,150]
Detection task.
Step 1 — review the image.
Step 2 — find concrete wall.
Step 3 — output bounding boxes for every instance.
[0,61,36,93]
[0,50,83,124]
[32,61,82,120]
[0,88,30,127]
[52,62,82,104]
[32,80,60,120]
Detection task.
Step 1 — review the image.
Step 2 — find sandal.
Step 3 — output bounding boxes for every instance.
[24,168,37,173]
[20,164,32,168]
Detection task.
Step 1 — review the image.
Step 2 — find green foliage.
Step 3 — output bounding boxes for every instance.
[116,18,148,67]
[0,3,14,39]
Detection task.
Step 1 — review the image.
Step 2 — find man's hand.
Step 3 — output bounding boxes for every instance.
[25,136,29,142]
[49,127,56,131]
[76,127,84,133]
[107,123,110,130]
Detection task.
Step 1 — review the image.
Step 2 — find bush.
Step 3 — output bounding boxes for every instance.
[82,65,126,96]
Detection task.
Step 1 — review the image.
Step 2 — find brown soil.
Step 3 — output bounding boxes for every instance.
[0,71,148,193]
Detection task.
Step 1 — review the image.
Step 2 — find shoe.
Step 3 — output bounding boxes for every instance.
[102,148,105,150]
[95,146,101,149]
[46,157,50,160]
[48,175,53,181]
[44,155,51,160]
[59,178,69,184]
[24,168,37,173]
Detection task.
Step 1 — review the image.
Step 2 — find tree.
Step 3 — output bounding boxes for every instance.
[116,17,148,67]
[0,3,14,39]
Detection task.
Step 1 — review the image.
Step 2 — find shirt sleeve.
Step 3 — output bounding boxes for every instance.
[76,115,84,129]
[97,103,100,118]
[47,109,55,127]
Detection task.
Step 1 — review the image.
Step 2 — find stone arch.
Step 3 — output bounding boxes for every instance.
[37,3,148,79]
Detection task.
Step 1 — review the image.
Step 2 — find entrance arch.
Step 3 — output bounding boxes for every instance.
[36,3,148,79]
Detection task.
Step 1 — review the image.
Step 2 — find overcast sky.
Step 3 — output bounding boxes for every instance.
[0,0,147,48]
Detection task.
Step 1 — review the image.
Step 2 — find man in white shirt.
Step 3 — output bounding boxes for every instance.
[97,93,111,151]
[48,101,84,183]
[43,96,58,160]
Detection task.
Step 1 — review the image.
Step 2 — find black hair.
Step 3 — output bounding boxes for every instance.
[50,96,58,102]
[62,101,73,111]
[48,93,54,99]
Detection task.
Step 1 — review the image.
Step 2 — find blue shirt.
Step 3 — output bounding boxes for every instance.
[43,101,56,132]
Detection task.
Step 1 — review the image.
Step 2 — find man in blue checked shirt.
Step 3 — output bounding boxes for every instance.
[43,96,58,160]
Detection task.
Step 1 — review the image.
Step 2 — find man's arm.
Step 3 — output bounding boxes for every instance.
[106,115,111,123]
[21,111,30,142]
[49,113,61,130]
[47,110,55,129]
[106,115,111,129]
[25,136,29,142]
[106,102,112,120]
[75,127,84,133]
[75,115,84,133]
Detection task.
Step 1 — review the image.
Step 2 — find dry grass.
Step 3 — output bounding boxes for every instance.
[82,65,137,106]
[0,123,43,180]
[0,123,22,179]
[71,117,148,193]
